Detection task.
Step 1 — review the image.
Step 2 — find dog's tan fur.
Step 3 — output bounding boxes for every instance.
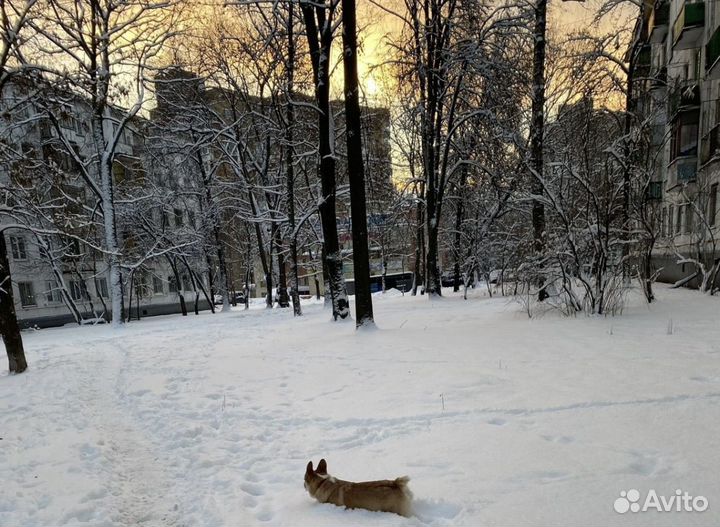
[304,459,413,517]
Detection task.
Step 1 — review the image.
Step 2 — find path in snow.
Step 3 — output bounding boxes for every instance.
[1,286,719,526]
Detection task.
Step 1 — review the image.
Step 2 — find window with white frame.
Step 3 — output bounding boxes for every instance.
[95,278,109,298]
[18,282,36,307]
[9,235,27,260]
[45,281,61,303]
[70,280,89,302]
[152,275,164,295]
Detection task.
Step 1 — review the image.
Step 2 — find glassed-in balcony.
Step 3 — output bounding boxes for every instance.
[705,25,720,79]
[650,66,668,90]
[673,2,705,50]
[649,1,670,43]
[668,83,700,118]
[636,45,652,76]
[667,156,698,189]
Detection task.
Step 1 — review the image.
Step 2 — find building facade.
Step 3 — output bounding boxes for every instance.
[632,1,720,288]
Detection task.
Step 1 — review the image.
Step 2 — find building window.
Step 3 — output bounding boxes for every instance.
[661,207,667,238]
[174,208,184,227]
[45,281,61,303]
[709,183,718,226]
[153,275,164,295]
[676,205,683,235]
[168,276,178,293]
[647,181,662,200]
[685,203,694,234]
[70,280,89,302]
[18,282,36,307]
[188,210,196,229]
[95,278,109,298]
[181,274,192,291]
[668,205,674,235]
[671,115,699,160]
[9,235,27,260]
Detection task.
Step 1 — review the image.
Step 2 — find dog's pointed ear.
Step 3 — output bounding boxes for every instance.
[317,459,327,474]
[306,461,314,474]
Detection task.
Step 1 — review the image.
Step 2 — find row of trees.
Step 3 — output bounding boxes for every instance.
[3,1,718,374]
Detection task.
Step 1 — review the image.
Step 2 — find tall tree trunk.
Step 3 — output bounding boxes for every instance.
[453,191,464,293]
[286,2,302,316]
[197,150,231,312]
[167,256,187,317]
[531,0,548,301]
[275,227,290,308]
[342,0,374,327]
[300,1,349,320]
[94,113,124,324]
[0,233,27,373]
[412,190,424,296]
[266,223,275,308]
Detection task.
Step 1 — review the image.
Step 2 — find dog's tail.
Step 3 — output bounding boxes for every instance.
[395,476,412,497]
[395,476,410,487]
[395,476,413,517]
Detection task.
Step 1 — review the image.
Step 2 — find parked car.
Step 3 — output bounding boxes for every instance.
[213,292,246,305]
[441,271,456,287]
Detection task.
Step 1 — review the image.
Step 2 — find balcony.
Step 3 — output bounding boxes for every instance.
[668,156,698,189]
[650,66,668,90]
[649,2,670,43]
[673,2,705,50]
[706,25,720,78]
[668,82,700,118]
[635,45,652,76]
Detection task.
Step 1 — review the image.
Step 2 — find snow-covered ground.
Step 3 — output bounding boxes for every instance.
[1,285,719,526]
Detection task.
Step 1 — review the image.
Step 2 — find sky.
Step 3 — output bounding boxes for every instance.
[352,1,636,101]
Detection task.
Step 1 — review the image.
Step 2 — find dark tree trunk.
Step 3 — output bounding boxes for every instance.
[267,223,275,308]
[412,192,424,296]
[276,232,290,308]
[453,191,463,293]
[342,0,374,327]
[286,3,302,316]
[623,34,638,280]
[531,0,548,301]
[300,1,349,320]
[204,251,216,313]
[167,256,187,317]
[248,192,272,308]
[0,234,27,373]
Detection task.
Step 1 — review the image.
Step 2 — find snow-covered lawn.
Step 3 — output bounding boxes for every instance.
[1,285,719,526]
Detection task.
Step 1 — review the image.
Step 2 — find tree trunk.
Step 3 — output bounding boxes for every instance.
[94,114,125,324]
[342,0,373,327]
[300,1,349,320]
[0,233,27,373]
[167,256,187,317]
[412,192,424,296]
[453,191,463,293]
[531,0,548,301]
[286,3,302,317]
[276,245,290,308]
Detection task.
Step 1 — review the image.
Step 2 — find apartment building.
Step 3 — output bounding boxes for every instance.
[0,75,211,328]
[632,0,720,286]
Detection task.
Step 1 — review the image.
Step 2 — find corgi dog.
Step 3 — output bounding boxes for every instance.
[304,459,412,517]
